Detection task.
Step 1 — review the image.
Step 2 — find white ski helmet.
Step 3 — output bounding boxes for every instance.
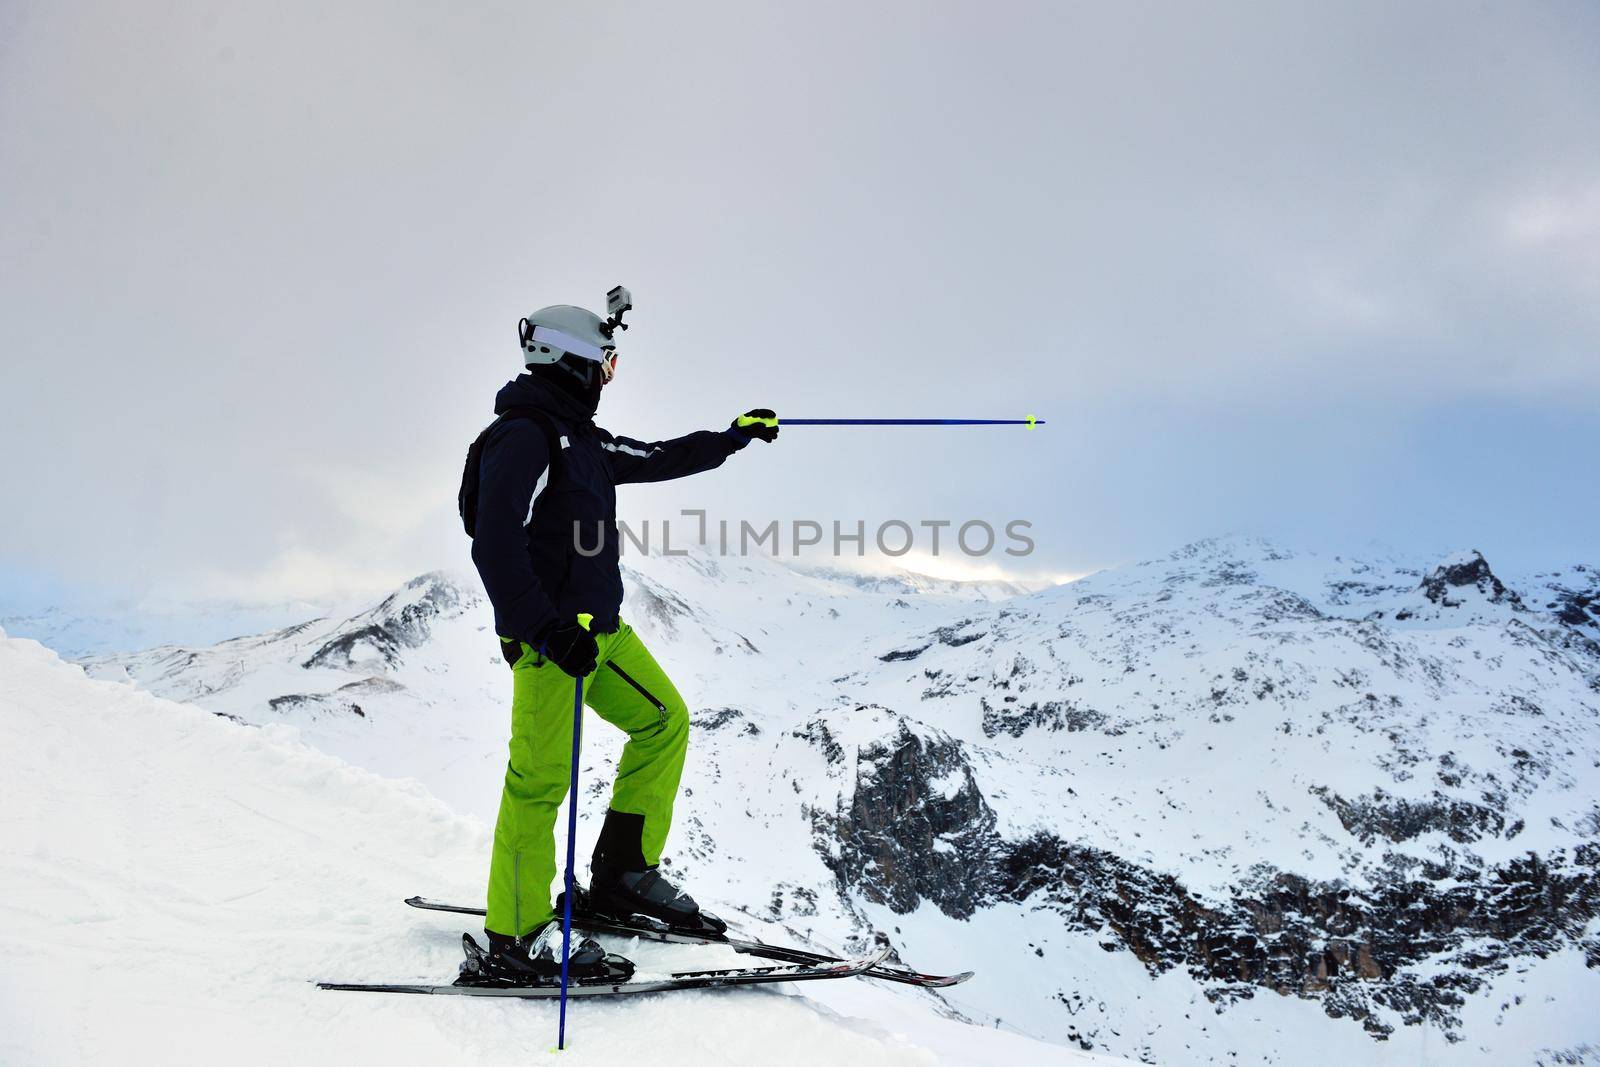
[518,305,618,382]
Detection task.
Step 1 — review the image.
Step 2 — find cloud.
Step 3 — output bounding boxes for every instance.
[2,0,1598,602]
[1503,185,1600,247]
[187,548,416,604]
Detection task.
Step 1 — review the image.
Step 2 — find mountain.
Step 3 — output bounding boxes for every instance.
[78,538,1600,1063]
[0,628,1095,1067]
[834,536,1600,1053]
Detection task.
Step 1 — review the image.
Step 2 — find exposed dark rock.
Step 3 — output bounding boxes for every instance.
[1310,786,1508,845]
[1419,551,1523,610]
[1326,580,1406,606]
[934,621,985,647]
[766,882,819,920]
[823,721,997,918]
[267,692,367,718]
[1001,834,1597,1038]
[1249,589,1325,623]
[1554,591,1597,627]
[980,697,1107,738]
[693,707,761,735]
[693,707,743,729]
[814,714,1600,1042]
[1204,565,1259,588]
[792,717,844,765]
[1538,568,1600,655]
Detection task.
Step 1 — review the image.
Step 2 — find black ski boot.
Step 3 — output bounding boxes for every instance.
[590,867,728,935]
[584,809,728,936]
[455,920,634,987]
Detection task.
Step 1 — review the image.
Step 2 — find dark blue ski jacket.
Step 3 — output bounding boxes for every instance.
[471,374,751,643]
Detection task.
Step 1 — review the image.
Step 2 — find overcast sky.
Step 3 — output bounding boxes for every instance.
[2,1,1597,610]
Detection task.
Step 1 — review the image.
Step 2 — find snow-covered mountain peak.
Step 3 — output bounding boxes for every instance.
[1362,549,1531,629]
[301,570,479,673]
[1161,532,1297,566]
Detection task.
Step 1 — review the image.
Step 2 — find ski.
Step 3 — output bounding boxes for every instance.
[403,895,974,988]
[320,942,890,999]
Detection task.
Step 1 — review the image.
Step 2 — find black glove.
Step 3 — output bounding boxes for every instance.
[732,408,779,443]
[539,620,599,678]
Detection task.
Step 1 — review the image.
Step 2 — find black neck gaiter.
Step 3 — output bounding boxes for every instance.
[529,357,602,418]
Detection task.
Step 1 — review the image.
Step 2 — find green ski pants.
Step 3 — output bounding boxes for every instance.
[485,620,690,938]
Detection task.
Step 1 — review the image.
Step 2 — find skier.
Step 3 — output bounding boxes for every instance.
[461,295,778,984]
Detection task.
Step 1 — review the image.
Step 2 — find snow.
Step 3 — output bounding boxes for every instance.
[0,629,1098,1067]
[29,534,1600,1062]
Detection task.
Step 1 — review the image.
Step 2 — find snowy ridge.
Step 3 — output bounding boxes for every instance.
[73,537,1600,1062]
[0,629,1095,1066]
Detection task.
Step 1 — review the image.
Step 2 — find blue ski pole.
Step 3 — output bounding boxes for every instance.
[556,612,593,1051]
[778,416,1044,427]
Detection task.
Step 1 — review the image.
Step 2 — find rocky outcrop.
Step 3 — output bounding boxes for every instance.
[824,721,997,917]
[815,713,1600,1042]
[1418,551,1522,611]
[1531,565,1600,651]
[992,837,1600,1039]
[1310,786,1511,845]
[266,676,404,720]
[980,696,1107,738]
[692,706,761,735]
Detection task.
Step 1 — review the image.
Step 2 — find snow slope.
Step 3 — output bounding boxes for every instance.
[0,629,1107,1067]
[72,538,1600,1062]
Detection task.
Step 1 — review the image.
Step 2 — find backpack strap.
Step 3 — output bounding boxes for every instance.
[458,406,567,538]
[497,406,565,473]
[493,407,566,525]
